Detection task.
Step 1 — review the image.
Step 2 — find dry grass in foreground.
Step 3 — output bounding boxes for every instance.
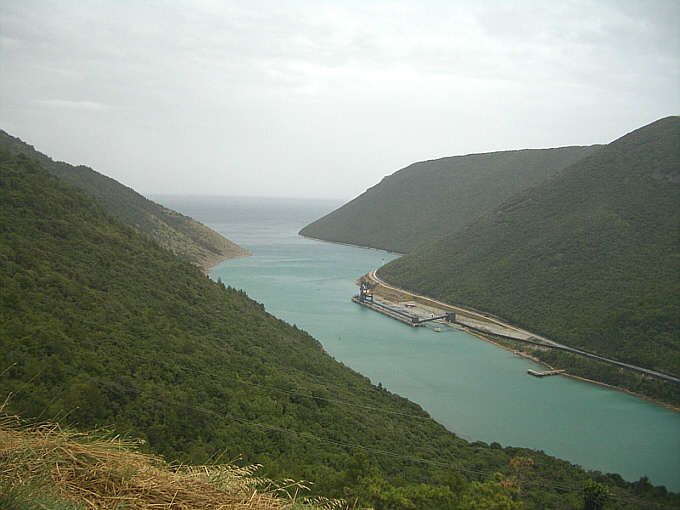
[0,414,345,510]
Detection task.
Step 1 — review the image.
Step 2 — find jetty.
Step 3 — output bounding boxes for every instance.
[527,369,565,377]
[351,296,424,326]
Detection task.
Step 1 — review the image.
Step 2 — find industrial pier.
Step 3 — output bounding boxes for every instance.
[527,369,565,377]
[352,282,456,327]
[351,295,425,326]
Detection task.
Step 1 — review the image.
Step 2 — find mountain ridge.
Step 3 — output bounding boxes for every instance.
[0,130,250,270]
[376,117,680,399]
[2,148,678,507]
[300,145,601,254]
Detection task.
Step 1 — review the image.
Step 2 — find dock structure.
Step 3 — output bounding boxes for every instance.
[362,271,680,384]
[527,369,565,377]
[351,296,424,326]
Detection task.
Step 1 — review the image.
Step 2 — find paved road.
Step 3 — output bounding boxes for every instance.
[368,270,680,385]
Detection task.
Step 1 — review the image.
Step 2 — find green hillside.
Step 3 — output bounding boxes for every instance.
[0,131,250,270]
[300,146,599,254]
[2,152,677,508]
[378,117,680,390]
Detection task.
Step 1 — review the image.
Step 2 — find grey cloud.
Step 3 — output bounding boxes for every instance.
[1,0,677,199]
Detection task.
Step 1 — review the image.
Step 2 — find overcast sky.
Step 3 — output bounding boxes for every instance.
[1,1,678,199]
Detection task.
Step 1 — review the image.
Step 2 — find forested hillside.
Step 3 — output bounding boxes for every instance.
[300,146,599,254]
[378,117,680,387]
[2,151,677,508]
[0,131,250,270]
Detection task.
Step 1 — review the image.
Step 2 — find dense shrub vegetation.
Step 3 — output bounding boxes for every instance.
[1,150,678,508]
[0,130,250,269]
[300,146,598,254]
[377,117,680,402]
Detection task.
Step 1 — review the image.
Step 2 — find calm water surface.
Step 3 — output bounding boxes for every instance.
[155,195,680,491]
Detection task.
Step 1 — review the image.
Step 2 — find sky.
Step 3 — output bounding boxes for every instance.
[1,1,678,199]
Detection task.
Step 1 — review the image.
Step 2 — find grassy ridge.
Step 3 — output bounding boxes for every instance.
[378,117,680,390]
[0,130,250,270]
[300,146,599,254]
[2,152,678,508]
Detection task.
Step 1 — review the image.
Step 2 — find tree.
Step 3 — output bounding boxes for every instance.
[582,479,609,510]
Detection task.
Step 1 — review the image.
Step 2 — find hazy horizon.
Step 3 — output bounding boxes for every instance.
[2,1,678,200]
[147,192,349,203]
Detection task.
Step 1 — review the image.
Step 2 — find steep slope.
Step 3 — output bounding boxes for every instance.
[300,145,599,254]
[0,417,331,510]
[2,151,676,508]
[0,131,250,270]
[378,117,680,378]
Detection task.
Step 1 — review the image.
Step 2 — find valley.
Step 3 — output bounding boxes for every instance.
[3,122,679,508]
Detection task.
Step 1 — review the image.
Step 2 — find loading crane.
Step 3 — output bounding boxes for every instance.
[411,312,457,325]
[357,282,374,302]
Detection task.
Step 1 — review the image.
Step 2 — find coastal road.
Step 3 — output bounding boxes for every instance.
[368,270,680,385]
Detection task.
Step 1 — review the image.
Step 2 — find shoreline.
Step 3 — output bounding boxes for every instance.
[203,250,251,275]
[467,328,680,413]
[297,233,404,256]
[364,271,680,413]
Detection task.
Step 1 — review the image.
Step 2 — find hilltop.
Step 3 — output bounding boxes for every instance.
[300,145,599,254]
[2,151,677,508]
[377,117,680,402]
[0,130,250,271]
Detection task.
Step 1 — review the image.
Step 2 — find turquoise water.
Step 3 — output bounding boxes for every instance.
[155,195,680,491]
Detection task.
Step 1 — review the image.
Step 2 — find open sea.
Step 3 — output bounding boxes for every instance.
[154,195,680,491]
